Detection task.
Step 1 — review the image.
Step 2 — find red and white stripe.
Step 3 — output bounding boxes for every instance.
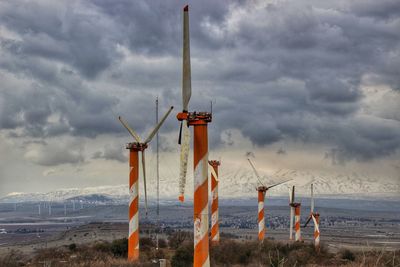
[210,161,219,244]
[128,150,139,261]
[314,214,320,250]
[294,205,301,242]
[258,189,265,241]
[193,125,210,267]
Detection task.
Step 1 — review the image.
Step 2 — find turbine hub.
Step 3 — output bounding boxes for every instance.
[126,142,148,151]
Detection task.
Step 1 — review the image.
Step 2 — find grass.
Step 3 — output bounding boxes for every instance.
[1,234,399,266]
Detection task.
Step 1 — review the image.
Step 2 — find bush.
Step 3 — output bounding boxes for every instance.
[158,238,167,248]
[171,243,193,267]
[140,237,155,251]
[110,238,128,257]
[0,250,23,267]
[168,231,191,249]
[68,243,77,251]
[340,249,355,261]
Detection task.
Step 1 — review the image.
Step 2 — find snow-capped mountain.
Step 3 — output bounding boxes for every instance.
[1,169,398,203]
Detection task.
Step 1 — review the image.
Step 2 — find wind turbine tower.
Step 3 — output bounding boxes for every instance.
[248,158,291,242]
[304,184,320,251]
[119,106,173,261]
[289,186,302,242]
[208,160,220,245]
[177,5,212,267]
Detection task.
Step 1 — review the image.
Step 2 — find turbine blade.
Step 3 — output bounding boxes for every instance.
[182,5,191,111]
[178,121,183,144]
[145,106,174,144]
[289,186,293,203]
[311,183,314,213]
[268,179,293,190]
[292,186,295,202]
[179,123,190,202]
[118,116,141,143]
[247,158,265,186]
[290,207,294,240]
[304,215,312,227]
[141,150,148,215]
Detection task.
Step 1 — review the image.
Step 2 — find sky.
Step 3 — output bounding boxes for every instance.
[0,0,399,197]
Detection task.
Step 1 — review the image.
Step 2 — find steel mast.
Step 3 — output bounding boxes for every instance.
[156,97,160,251]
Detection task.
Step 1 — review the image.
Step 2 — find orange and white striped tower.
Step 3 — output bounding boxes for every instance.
[257,186,268,242]
[247,158,291,242]
[177,5,212,266]
[119,107,174,262]
[177,112,212,267]
[313,213,320,250]
[294,203,302,241]
[304,184,320,251]
[127,143,146,261]
[289,185,301,242]
[208,160,220,244]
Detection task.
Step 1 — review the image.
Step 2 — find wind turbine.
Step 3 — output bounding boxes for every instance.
[119,105,173,261]
[247,158,291,242]
[289,185,301,242]
[304,183,320,251]
[208,160,220,245]
[176,5,212,267]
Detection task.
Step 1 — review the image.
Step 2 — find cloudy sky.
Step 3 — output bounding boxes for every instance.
[0,0,399,197]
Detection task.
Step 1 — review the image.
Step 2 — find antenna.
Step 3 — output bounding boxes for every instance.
[156,97,160,251]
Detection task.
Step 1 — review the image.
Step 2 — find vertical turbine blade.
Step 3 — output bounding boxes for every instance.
[178,121,183,144]
[179,124,190,202]
[311,183,314,213]
[141,150,148,215]
[118,116,141,143]
[182,5,191,111]
[292,186,295,203]
[145,106,174,144]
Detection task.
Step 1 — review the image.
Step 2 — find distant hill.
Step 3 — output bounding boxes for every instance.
[1,168,398,203]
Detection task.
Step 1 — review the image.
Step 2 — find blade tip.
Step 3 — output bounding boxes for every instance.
[183,5,189,11]
[178,195,185,202]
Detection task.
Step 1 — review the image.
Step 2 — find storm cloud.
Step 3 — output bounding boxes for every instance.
[0,0,399,166]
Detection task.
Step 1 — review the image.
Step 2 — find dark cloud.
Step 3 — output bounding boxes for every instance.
[0,0,399,164]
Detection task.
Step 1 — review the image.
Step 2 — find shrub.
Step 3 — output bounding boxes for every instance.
[168,231,191,249]
[0,250,23,267]
[110,238,128,257]
[340,248,355,261]
[171,243,193,267]
[140,237,155,251]
[158,238,167,248]
[68,243,77,251]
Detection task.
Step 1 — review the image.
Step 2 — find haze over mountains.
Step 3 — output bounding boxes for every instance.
[2,168,398,203]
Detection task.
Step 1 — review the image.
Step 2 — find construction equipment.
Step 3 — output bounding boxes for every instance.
[119,106,173,261]
[248,158,291,242]
[304,183,320,251]
[289,186,301,241]
[208,160,220,245]
[176,5,212,267]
